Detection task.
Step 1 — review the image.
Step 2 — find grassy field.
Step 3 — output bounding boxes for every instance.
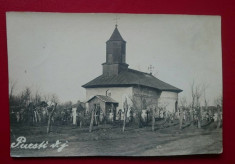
[10,122,222,157]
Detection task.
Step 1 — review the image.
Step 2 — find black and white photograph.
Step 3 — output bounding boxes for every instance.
[7,12,222,157]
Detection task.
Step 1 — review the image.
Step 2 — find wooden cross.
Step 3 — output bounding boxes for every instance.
[113,16,120,27]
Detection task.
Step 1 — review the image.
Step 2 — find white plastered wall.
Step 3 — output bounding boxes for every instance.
[159,91,178,113]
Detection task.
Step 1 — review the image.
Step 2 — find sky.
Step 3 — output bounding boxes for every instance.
[7,12,222,105]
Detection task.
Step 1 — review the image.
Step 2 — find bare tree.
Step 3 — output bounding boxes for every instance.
[89,107,95,132]
[43,94,51,102]
[202,83,209,109]
[190,81,196,124]
[151,106,156,131]
[190,81,203,128]
[9,80,17,102]
[216,105,222,129]
[179,107,183,130]
[129,92,143,127]
[21,87,31,107]
[179,97,187,130]
[122,98,128,132]
[47,103,57,133]
[195,85,202,128]
[214,95,222,129]
[180,97,187,108]
[195,85,202,107]
[214,95,222,107]
[50,94,59,104]
[129,87,158,131]
[32,90,42,105]
[147,98,159,132]
[46,94,59,133]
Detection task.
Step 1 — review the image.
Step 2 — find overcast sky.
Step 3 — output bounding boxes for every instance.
[7,12,222,105]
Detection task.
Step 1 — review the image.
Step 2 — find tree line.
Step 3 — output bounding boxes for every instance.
[9,81,222,134]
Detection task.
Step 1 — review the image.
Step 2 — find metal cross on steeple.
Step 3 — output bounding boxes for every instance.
[113,16,120,27]
[148,65,154,75]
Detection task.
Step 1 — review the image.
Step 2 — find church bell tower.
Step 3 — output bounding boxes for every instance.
[102,25,129,76]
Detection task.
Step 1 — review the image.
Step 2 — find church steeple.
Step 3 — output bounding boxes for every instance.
[102,26,129,76]
[107,25,125,42]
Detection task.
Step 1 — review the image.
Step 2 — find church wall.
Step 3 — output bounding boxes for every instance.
[86,87,179,114]
[86,87,133,111]
[132,86,161,110]
[132,87,179,114]
[158,91,178,113]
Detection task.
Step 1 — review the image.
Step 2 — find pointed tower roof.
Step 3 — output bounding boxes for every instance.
[107,25,126,42]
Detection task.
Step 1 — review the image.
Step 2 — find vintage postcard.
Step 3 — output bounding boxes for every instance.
[7,12,222,157]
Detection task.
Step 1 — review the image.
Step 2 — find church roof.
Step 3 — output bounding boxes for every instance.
[87,95,118,104]
[82,69,182,93]
[107,26,125,42]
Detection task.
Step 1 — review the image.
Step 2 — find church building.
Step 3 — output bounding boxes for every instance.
[82,25,182,119]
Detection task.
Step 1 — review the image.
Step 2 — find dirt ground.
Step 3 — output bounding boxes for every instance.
[10,122,222,157]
